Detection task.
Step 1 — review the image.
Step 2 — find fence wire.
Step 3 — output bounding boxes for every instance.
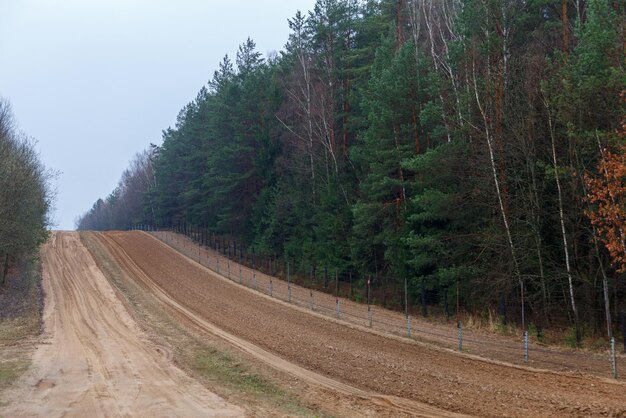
[141,228,625,380]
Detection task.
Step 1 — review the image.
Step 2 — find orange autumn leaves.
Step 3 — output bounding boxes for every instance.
[585,102,626,273]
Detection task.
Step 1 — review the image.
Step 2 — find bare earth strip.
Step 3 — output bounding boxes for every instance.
[151,230,625,378]
[0,232,242,418]
[97,231,626,417]
[96,232,463,418]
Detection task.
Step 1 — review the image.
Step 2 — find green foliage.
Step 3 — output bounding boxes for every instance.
[0,99,52,283]
[565,325,583,349]
[528,322,545,342]
[79,0,626,333]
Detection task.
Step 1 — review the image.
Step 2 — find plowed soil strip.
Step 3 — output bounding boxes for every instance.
[96,232,462,418]
[99,231,626,417]
[0,232,241,418]
[152,230,625,377]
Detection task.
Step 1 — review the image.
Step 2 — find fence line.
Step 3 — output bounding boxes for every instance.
[139,227,625,380]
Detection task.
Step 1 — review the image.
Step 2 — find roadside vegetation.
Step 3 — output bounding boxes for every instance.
[0,257,43,395]
[0,98,52,397]
[0,98,52,286]
[77,0,625,345]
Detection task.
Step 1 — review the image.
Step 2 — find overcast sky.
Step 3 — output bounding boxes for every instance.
[0,0,316,230]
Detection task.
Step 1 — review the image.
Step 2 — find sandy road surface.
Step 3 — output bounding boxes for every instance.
[0,232,242,418]
[98,231,626,417]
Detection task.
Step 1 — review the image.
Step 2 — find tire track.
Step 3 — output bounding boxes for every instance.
[0,232,242,418]
[96,231,466,418]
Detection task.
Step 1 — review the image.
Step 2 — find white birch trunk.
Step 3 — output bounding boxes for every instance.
[472,57,525,328]
[545,99,578,324]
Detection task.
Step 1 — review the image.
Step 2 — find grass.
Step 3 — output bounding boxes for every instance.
[0,317,38,346]
[190,347,275,394]
[463,308,522,338]
[459,308,620,354]
[81,232,323,417]
[0,360,28,390]
[0,255,43,398]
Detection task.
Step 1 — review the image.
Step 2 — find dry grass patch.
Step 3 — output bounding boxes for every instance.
[0,256,43,395]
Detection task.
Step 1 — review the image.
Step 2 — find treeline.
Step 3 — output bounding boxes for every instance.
[78,0,625,338]
[0,99,52,285]
[75,147,157,231]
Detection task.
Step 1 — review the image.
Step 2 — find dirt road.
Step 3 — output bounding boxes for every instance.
[97,231,626,417]
[0,232,242,418]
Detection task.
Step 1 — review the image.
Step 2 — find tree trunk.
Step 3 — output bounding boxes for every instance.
[596,134,626,263]
[395,0,406,49]
[562,0,569,54]
[2,254,9,286]
[421,278,427,317]
[600,247,613,338]
[472,55,525,329]
[526,125,550,323]
[392,124,408,209]
[422,0,452,143]
[411,103,420,155]
[580,144,613,338]
[546,99,579,340]
[342,26,351,157]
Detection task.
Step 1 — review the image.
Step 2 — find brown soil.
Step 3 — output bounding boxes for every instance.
[97,231,626,417]
[83,230,374,417]
[152,231,626,378]
[0,232,242,417]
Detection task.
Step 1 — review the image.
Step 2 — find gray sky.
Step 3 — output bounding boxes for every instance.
[0,0,316,230]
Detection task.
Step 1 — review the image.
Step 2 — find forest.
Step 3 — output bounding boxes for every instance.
[0,99,52,286]
[77,0,626,342]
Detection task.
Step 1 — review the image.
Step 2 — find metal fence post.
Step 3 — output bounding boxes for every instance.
[611,337,617,379]
[524,330,529,364]
[269,262,273,296]
[367,275,372,327]
[309,289,314,310]
[287,262,291,303]
[421,278,427,317]
[404,276,408,319]
[239,264,242,285]
[216,257,220,274]
[458,323,463,352]
[621,312,626,353]
[407,315,411,338]
[335,270,339,319]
